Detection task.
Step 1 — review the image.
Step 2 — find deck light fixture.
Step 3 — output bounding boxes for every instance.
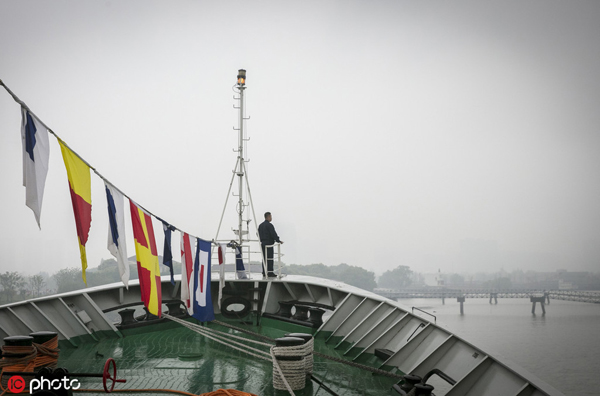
[237,69,246,86]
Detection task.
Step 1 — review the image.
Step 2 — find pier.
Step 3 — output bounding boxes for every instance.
[375,288,600,304]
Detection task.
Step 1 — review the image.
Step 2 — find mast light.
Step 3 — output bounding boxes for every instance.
[237,69,246,86]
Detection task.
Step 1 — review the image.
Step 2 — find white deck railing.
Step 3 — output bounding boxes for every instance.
[212,241,284,279]
[263,242,284,278]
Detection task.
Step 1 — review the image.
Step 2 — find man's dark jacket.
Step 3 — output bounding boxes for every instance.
[258,220,281,245]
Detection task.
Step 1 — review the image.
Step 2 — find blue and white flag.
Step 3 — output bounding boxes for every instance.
[105,182,130,288]
[234,244,248,280]
[191,238,214,322]
[162,222,176,285]
[21,108,49,228]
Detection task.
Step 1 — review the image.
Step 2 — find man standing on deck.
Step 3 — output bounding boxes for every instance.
[258,212,283,278]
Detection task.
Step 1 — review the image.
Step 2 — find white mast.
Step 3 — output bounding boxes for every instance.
[235,69,246,246]
[214,69,265,276]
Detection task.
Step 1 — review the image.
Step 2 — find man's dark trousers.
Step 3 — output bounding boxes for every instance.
[262,244,275,277]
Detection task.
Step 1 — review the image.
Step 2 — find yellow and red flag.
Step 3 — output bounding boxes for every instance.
[130,201,162,316]
[59,140,92,284]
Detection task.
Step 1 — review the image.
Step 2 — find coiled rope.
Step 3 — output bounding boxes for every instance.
[270,344,306,391]
[0,335,60,394]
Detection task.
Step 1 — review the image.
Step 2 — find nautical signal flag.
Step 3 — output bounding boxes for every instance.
[191,238,214,322]
[180,232,195,309]
[21,108,49,228]
[59,140,92,284]
[105,182,130,288]
[130,201,162,316]
[232,243,248,280]
[162,222,176,285]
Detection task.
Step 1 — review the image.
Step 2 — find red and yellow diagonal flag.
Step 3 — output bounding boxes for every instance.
[59,140,92,284]
[130,201,162,316]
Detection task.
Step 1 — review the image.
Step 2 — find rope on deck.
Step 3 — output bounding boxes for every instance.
[0,335,60,394]
[163,314,272,361]
[270,345,306,391]
[162,315,298,395]
[212,319,405,379]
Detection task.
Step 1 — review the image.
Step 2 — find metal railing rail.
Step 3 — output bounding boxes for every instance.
[264,242,284,279]
[210,241,284,279]
[376,288,600,303]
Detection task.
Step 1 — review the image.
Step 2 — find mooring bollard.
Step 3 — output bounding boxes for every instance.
[284,333,314,376]
[272,337,306,391]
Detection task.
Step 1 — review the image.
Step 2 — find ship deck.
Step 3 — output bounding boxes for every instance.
[57,316,398,396]
[1,275,565,396]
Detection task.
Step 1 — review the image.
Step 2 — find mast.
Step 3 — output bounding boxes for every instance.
[236,69,246,246]
[214,69,264,276]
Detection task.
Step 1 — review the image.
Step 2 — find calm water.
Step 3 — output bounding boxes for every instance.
[397,298,600,396]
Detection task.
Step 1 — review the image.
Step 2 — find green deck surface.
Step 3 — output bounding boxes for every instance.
[57,316,398,396]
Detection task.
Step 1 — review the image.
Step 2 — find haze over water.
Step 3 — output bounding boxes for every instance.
[400,298,600,395]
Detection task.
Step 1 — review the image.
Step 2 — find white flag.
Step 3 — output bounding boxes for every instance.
[105,182,130,288]
[180,232,196,309]
[21,108,49,228]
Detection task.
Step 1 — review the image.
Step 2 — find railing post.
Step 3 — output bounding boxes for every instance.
[260,242,268,278]
[276,243,282,278]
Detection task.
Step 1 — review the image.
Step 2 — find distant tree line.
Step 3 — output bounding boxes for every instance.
[0,261,417,304]
[0,272,49,303]
[378,265,413,289]
[5,258,600,305]
[0,257,181,303]
[53,258,181,293]
[284,263,378,291]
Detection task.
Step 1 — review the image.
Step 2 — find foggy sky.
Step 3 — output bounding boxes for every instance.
[1,0,599,277]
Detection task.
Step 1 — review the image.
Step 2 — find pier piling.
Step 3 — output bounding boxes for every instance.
[530,295,546,314]
[457,296,465,315]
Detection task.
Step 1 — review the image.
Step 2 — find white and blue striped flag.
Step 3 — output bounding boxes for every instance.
[105,182,130,288]
[21,108,49,228]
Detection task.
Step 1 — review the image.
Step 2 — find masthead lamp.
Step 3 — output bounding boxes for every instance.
[237,69,246,86]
